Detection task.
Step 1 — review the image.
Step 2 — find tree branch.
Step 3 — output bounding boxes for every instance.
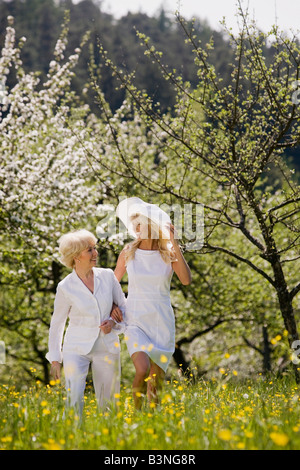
[205,242,276,287]
[176,319,225,347]
[290,282,300,300]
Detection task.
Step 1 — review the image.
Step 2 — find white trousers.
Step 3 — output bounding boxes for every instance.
[63,334,120,416]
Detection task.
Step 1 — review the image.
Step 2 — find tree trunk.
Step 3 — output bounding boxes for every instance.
[271,256,300,383]
[247,189,300,382]
[173,344,190,374]
[262,325,271,373]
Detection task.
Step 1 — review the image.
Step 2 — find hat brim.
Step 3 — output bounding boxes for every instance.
[116,197,171,239]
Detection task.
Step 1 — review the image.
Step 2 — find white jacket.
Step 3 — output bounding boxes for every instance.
[46,268,126,363]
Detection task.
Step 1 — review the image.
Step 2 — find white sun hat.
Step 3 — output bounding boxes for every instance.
[116,197,171,239]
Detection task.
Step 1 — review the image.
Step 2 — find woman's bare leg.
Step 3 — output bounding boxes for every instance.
[131,351,151,409]
[147,360,165,405]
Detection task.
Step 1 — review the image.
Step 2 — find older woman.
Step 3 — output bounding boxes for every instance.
[112,197,192,409]
[46,229,126,415]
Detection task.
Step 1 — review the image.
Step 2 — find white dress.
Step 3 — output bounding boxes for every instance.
[124,248,175,372]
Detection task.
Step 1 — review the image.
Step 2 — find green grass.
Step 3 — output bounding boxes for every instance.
[1,371,300,450]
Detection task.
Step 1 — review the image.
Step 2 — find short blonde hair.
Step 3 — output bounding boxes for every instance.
[58,229,97,269]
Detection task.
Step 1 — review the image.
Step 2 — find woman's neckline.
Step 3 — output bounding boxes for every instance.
[136,248,159,252]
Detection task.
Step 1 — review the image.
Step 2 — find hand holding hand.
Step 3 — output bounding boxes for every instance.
[100,319,114,334]
[110,303,123,323]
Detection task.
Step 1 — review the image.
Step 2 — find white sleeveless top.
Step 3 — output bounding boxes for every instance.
[124,248,175,372]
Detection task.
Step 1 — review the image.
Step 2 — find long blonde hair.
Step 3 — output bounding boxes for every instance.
[124,214,176,265]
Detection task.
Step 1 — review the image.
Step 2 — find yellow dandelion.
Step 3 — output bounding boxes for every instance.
[270,432,289,447]
[161,393,172,403]
[217,429,232,441]
[43,442,61,450]
[40,401,48,407]
[102,428,109,435]
[219,368,226,375]
[236,442,245,449]
[146,428,154,434]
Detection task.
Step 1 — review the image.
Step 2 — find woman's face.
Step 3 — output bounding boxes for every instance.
[132,219,149,239]
[132,218,159,239]
[76,242,98,269]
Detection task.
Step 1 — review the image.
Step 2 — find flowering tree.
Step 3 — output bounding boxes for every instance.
[90,6,300,380]
[0,15,111,382]
[1,8,299,384]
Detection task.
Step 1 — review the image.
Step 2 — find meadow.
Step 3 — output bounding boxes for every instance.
[1,368,300,451]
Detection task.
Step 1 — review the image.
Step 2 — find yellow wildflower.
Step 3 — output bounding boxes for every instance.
[270,432,289,447]
[236,442,245,449]
[218,429,232,441]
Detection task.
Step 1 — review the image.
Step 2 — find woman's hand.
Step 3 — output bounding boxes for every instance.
[110,303,123,323]
[50,361,61,380]
[100,319,115,334]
